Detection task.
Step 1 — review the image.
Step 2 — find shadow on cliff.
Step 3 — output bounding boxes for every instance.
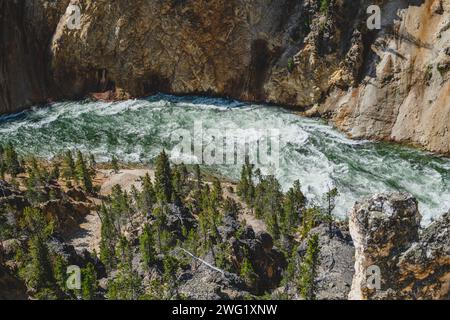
[359,0,426,81]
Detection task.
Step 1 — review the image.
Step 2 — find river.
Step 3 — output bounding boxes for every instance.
[0,94,448,224]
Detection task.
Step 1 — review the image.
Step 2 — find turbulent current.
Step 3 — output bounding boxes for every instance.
[0,95,449,224]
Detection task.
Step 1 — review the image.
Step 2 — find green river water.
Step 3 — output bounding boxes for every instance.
[0,95,448,224]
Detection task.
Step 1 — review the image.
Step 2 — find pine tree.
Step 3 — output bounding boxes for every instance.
[153,204,169,253]
[140,173,155,213]
[237,165,249,201]
[50,161,61,181]
[163,255,180,298]
[324,187,338,235]
[25,158,45,204]
[76,151,93,193]
[62,150,76,182]
[171,165,183,205]
[298,233,320,300]
[281,180,305,236]
[107,237,142,300]
[89,153,96,168]
[53,254,67,293]
[16,208,56,297]
[237,159,255,205]
[211,177,223,206]
[27,235,54,291]
[111,155,120,174]
[300,207,320,239]
[0,160,5,180]
[194,164,202,190]
[154,150,173,203]
[81,263,98,300]
[4,143,21,177]
[191,164,204,214]
[99,204,117,271]
[263,176,283,240]
[19,207,54,239]
[282,249,298,288]
[139,223,156,269]
[240,252,257,288]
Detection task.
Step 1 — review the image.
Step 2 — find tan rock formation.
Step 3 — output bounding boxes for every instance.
[349,193,450,300]
[324,0,450,155]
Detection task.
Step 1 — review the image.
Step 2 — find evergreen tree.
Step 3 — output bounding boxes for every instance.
[76,151,93,193]
[53,254,67,293]
[50,161,61,181]
[282,249,298,288]
[237,157,255,206]
[109,185,131,234]
[16,207,57,297]
[26,235,55,292]
[81,263,98,300]
[107,237,142,300]
[62,150,76,182]
[154,150,173,203]
[153,204,170,253]
[194,164,202,190]
[111,155,120,174]
[300,207,320,239]
[324,187,338,235]
[19,207,54,239]
[237,163,250,202]
[99,204,117,271]
[139,223,156,269]
[298,233,320,300]
[140,173,155,213]
[262,176,283,240]
[171,164,183,205]
[25,158,45,204]
[0,160,5,180]
[223,197,239,218]
[163,255,180,298]
[240,253,257,288]
[4,142,21,177]
[89,153,96,168]
[211,177,223,206]
[281,180,305,236]
[191,164,204,214]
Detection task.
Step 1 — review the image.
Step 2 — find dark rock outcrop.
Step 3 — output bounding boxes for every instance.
[179,264,248,300]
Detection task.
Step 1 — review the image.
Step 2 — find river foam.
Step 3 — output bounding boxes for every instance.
[0,94,448,225]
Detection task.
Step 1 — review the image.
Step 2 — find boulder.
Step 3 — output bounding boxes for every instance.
[349,193,449,300]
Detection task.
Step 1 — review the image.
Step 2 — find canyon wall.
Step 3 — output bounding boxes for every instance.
[0,0,449,154]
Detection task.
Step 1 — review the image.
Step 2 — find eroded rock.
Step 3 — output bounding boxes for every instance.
[349,193,449,300]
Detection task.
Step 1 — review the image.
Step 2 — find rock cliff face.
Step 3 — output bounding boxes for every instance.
[0,0,70,113]
[321,0,450,155]
[0,0,449,154]
[349,193,450,300]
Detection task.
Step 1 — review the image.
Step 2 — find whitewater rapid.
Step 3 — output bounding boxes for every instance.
[0,95,449,224]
